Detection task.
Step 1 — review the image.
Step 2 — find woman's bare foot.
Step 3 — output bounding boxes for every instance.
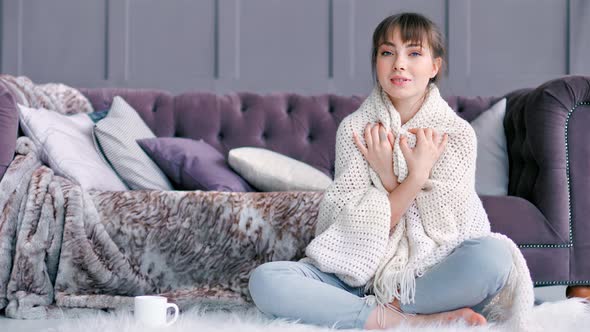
[431,307,487,326]
[364,306,487,330]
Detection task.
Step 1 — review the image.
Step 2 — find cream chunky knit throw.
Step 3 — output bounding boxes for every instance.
[301,84,535,330]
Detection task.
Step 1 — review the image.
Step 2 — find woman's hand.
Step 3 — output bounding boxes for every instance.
[353,123,398,192]
[399,128,448,187]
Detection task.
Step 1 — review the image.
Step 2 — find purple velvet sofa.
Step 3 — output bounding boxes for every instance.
[1,75,589,298]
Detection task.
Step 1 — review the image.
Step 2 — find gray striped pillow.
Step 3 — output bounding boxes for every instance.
[94,96,173,190]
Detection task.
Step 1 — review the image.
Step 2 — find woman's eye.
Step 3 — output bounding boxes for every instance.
[410,52,421,57]
[381,51,392,56]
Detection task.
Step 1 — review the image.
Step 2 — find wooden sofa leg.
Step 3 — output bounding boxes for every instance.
[566,286,590,300]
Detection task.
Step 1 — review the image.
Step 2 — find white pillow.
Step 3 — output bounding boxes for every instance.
[94,96,173,190]
[17,104,128,191]
[470,98,508,196]
[228,147,332,192]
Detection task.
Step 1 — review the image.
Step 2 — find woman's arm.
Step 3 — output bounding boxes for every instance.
[387,173,424,229]
[305,116,392,287]
[314,120,389,237]
[354,125,448,231]
[389,128,448,229]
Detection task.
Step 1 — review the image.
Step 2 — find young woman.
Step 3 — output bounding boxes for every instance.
[249,13,534,330]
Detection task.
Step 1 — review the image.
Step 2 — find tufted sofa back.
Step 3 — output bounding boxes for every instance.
[78,88,500,179]
[0,84,506,183]
[80,89,365,178]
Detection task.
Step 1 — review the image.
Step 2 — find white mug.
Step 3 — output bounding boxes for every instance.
[134,295,179,327]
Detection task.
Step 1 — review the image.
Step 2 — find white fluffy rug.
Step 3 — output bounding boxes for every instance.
[41,299,590,332]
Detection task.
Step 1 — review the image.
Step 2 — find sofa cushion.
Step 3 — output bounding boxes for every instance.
[228,147,333,191]
[137,137,254,192]
[17,104,128,191]
[471,98,508,195]
[94,96,173,190]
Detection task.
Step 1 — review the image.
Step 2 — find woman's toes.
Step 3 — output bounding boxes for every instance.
[455,308,487,326]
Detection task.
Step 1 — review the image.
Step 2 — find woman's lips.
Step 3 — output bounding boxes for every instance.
[391,78,411,86]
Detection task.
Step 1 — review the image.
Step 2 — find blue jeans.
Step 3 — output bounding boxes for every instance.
[248,236,512,330]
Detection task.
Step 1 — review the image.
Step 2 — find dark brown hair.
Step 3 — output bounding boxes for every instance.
[371,13,446,84]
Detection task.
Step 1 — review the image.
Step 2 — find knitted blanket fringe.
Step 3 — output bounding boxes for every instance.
[302,84,536,331]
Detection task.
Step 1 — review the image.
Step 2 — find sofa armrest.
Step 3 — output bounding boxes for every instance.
[504,75,590,279]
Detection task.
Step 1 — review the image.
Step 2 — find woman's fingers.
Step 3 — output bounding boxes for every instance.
[399,135,410,157]
[360,122,399,157]
[378,124,387,142]
[408,128,446,146]
[408,128,426,142]
[369,126,445,150]
[364,123,373,149]
[433,133,448,159]
[353,131,368,158]
[424,128,433,142]
[387,131,395,147]
[438,133,449,151]
[415,128,427,144]
[371,123,381,145]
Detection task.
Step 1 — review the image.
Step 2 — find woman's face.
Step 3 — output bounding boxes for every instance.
[376,28,441,107]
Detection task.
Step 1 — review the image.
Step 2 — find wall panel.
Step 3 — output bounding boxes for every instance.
[125,0,215,91]
[0,0,583,96]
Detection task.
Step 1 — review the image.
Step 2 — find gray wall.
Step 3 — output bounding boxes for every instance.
[1,0,589,97]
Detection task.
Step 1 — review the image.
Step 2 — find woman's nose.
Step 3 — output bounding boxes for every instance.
[393,56,406,71]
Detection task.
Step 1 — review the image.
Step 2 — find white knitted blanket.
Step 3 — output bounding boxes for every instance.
[302,84,535,331]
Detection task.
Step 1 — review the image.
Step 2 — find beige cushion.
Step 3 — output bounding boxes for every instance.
[228,147,332,192]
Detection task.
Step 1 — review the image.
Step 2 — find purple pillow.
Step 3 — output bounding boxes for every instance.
[137,137,254,192]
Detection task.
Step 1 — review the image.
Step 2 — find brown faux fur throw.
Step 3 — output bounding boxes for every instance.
[0,74,93,114]
[0,137,322,319]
